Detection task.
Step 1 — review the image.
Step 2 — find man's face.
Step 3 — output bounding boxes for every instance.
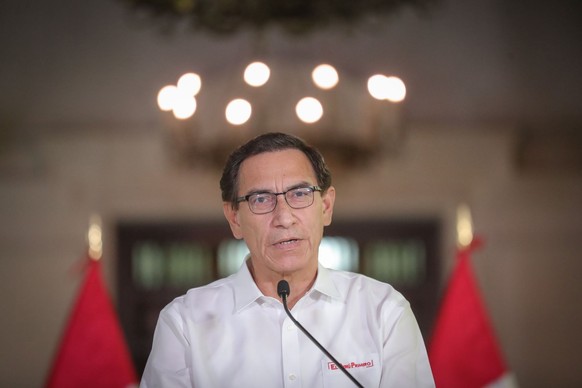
[223,149,335,278]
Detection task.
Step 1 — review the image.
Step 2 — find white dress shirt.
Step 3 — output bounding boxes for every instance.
[140,259,435,388]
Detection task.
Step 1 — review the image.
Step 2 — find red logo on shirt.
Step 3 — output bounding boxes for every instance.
[328,359,374,371]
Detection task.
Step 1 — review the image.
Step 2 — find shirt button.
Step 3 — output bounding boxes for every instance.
[287,325,294,331]
[289,374,296,381]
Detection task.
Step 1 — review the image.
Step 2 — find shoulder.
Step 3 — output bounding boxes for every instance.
[327,268,410,310]
[326,269,415,331]
[160,275,237,322]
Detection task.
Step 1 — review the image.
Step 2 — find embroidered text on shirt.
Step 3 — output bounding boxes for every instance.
[328,359,374,371]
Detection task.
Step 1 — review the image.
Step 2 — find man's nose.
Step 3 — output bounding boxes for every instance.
[272,194,295,226]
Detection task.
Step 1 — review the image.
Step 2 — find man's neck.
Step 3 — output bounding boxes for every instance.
[247,260,317,309]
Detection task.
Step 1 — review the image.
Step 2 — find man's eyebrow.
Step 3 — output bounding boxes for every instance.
[286,181,313,191]
[242,181,314,196]
[243,188,270,196]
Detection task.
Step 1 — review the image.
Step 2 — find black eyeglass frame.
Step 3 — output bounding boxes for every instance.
[236,185,322,214]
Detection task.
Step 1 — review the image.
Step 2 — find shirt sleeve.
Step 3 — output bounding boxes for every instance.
[380,304,435,387]
[140,306,193,388]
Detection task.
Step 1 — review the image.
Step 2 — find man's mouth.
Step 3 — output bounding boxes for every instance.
[274,239,299,247]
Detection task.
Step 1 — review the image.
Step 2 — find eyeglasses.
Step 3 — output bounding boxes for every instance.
[236,186,322,214]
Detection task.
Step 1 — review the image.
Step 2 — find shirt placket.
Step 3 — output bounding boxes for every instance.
[281,310,302,387]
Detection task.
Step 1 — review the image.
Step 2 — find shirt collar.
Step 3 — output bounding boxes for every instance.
[232,257,344,312]
[233,256,264,312]
[312,263,343,300]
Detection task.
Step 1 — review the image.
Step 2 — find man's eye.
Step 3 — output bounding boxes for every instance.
[252,194,271,204]
[292,188,309,198]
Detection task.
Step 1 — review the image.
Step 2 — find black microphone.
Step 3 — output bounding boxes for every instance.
[277,280,364,388]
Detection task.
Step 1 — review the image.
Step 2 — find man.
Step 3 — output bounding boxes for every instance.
[141,132,434,387]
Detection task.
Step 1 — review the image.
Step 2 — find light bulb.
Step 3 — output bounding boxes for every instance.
[296,97,323,124]
[312,64,339,90]
[244,62,270,87]
[226,98,252,125]
[172,94,197,120]
[157,85,178,111]
[177,73,202,96]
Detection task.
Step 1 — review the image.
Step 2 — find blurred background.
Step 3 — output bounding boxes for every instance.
[1,0,581,386]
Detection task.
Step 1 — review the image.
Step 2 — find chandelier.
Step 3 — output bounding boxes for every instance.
[157,61,407,169]
[118,0,437,168]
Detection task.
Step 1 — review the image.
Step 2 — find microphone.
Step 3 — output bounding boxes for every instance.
[277,280,364,388]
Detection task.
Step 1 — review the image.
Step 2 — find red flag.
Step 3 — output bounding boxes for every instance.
[45,257,138,388]
[428,239,511,388]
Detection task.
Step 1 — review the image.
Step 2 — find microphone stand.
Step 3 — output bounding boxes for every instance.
[278,280,364,388]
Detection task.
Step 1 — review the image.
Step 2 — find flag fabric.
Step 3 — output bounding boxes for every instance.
[428,238,515,388]
[45,257,138,388]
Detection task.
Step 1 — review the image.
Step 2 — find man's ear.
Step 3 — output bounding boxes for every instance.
[223,202,243,239]
[321,186,335,227]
